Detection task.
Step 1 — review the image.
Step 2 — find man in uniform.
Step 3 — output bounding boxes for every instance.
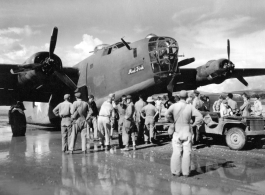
[213,95,225,112]
[192,90,203,110]
[165,90,203,177]
[134,94,146,145]
[68,92,93,154]
[53,94,72,153]
[122,95,136,151]
[227,93,238,114]
[88,95,99,140]
[252,94,263,116]
[155,96,162,119]
[117,95,127,148]
[98,93,115,150]
[141,96,159,144]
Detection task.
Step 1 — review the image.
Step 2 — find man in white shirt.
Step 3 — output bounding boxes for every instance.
[252,94,263,117]
[220,100,233,117]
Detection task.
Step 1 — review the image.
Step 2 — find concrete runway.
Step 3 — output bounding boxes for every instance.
[1,115,265,195]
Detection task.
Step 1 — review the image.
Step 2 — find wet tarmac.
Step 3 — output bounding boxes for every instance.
[1,115,265,195]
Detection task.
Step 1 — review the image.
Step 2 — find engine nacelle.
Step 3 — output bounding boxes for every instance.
[17,52,62,89]
[196,58,234,85]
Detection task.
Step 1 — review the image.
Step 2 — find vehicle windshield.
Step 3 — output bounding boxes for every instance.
[148,37,178,73]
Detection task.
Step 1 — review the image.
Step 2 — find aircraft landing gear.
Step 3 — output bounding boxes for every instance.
[9,102,27,137]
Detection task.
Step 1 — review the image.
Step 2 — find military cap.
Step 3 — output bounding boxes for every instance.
[64,94,70,100]
[126,95,132,99]
[179,90,188,98]
[75,92,81,98]
[194,90,200,95]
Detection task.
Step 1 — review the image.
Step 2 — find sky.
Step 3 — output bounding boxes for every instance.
[1,0,265,93]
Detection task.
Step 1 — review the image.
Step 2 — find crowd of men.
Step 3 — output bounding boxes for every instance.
[53,92,162,154]
[53,90,264,177]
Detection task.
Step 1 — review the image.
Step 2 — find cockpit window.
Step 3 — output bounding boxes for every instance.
[148,37,178,73]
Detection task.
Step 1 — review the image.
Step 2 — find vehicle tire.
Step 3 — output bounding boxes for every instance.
[225,127,246,150]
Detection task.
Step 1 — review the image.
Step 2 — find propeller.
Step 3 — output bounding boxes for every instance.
[53,71,77,91]
[179,57,195,67]
[49,27,58,59]
[227,39,248,86]
[10,27,77,91]
[10,63,42,74]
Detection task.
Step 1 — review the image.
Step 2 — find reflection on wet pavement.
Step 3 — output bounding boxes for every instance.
[0,122,265,194]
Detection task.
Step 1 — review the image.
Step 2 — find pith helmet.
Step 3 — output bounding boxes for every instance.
[147,96,154,102]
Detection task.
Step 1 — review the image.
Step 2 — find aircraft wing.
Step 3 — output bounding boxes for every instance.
[0,64,79,105]
[232,68,265,78]
[0,64,20,89]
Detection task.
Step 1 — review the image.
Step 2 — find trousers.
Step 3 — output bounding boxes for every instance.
[61,125,72,151]
[144,117,155,142]
[122,119,135,146]
[136,118,145,144]
[171,131,192,176]
[87,116,98,139]
[98,116,111,146]
[69,120,87,151]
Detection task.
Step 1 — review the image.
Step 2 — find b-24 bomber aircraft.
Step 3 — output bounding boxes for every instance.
[0,27,265,126]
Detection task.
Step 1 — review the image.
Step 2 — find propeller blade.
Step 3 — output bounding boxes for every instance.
[178,57,195,67]
[237,75,248,86]
[49,27,58,58]
[227,39,230,62]
[54,71,77,91]
[10,63,43,74]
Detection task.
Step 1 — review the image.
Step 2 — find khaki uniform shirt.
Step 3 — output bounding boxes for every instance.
[141,103,158,125]
[240,100,250,117]
[166,100,202,133]
[117,102,127,118]
[254,100,263,116]
[135,99,146,122]
[71,99,93,122]
[53,101,72,126]
[99,100,114,118]
[227,98,238,113]
[192,97,203,110]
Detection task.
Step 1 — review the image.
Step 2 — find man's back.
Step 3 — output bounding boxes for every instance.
[166,100,202,129]
[99,100,113,117]
[72,100,90,120]
[142,104,157,117]
[135,99,146,121]
[227,98,237,112]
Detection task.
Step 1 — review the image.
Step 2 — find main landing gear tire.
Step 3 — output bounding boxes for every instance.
[10,110,26,137]
[226,127,246,150]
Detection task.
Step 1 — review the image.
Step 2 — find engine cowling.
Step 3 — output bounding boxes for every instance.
[196,58,234,85]
[17,52,62,89]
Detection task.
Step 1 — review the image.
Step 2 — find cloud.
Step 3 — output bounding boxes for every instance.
[0,25,40,37]
[171,2,265,93]
[62,34,103,66]
[133,25,152,34]
[90,26,111,34]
